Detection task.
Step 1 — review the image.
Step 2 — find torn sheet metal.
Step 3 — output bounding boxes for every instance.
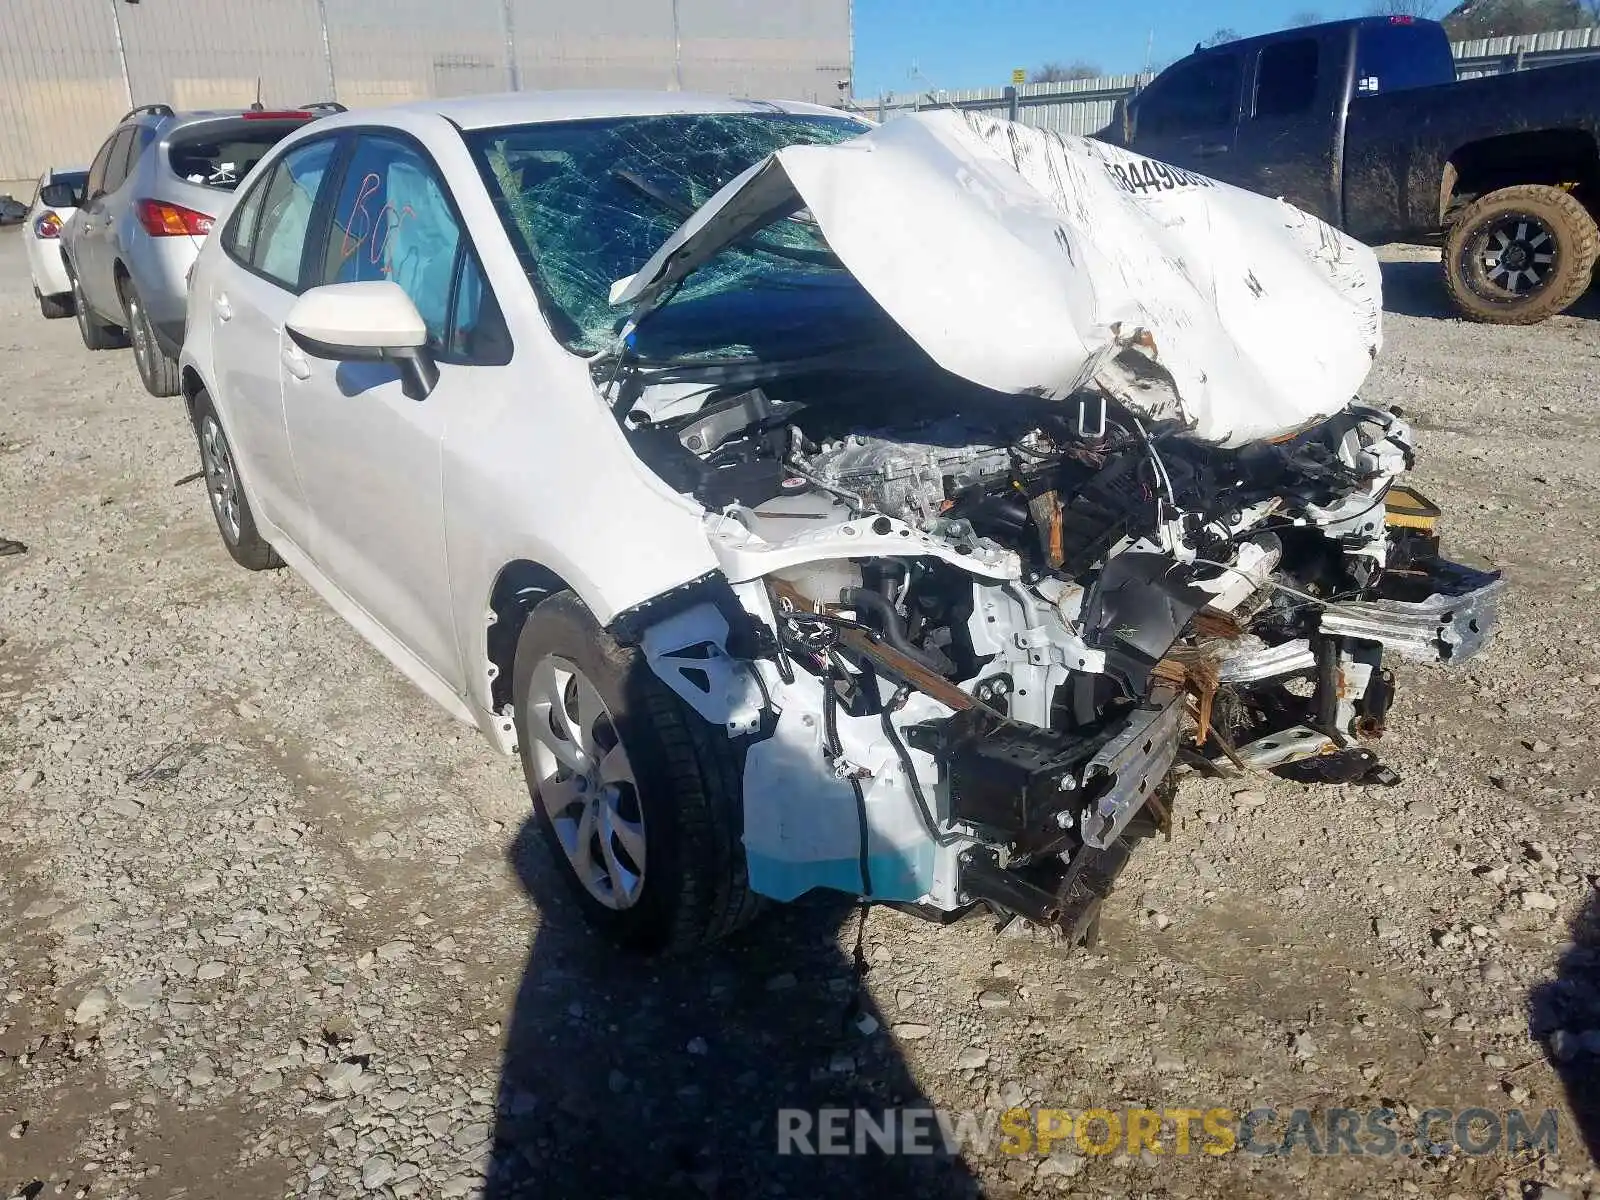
[615,110,1383,448]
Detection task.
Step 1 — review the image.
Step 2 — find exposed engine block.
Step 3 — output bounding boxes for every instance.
[802,422,1014,527]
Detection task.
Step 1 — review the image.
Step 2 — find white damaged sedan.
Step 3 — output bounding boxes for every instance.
[180,93,1502,953]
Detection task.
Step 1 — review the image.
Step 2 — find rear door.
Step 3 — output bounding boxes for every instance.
[209,135,341,543]
[1231,33,1345,224]
[75,127,134,314]
[1126,50,1246,177]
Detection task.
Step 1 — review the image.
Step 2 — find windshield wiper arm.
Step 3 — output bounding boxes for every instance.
[609,169,838,267]
[612,169,697,220]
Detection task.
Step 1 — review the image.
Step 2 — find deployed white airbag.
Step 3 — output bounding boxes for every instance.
[615,110,1383,448]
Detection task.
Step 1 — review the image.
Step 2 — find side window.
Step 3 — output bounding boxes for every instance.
[84,134,117,200]
[1137,54,1242,137]
[252,139,338,289]
[322,135,462,346]
[102,128,138,194]
[91,129,132,197]
[445,253,511,364]
[221,162,275,265]
[1254,39,1319,118]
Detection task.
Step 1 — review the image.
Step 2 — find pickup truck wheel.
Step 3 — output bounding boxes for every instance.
[512,593,764,956]
[1444,184,1599,324]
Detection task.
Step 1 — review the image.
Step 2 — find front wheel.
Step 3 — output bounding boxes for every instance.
[1443,184,1599,324]
[511,593,763,955]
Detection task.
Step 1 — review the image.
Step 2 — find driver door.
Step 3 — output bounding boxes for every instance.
[281,131,508,693]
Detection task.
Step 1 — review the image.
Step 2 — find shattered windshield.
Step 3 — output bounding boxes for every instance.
[464,112,871,358]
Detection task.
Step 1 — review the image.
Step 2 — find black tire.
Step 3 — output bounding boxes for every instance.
[37,288,73,319]
[122,279,180,397]
[1444,184,1600,325]
[71,274,126,350]
[512,592,763,955]
[190,389,282,571]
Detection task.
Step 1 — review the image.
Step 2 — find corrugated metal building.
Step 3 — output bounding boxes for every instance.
[0,0,853,188]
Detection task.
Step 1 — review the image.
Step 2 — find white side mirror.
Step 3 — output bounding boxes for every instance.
[286,281,438,399]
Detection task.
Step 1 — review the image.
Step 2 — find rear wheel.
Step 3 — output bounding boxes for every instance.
[190,389,282,571]
[512,593,763,955]
[123,280,180,397]
[72,275,125,350]
[1444,184,1599,324]
[37,288,73,319]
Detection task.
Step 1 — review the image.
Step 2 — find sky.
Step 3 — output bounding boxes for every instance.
[851,0,1372,98]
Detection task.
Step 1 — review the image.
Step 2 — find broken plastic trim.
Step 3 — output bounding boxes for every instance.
[607,568,736,646]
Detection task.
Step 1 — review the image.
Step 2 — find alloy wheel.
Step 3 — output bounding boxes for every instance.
[1473,214,1558,296]
[198,414,242,544]
[127,291,151,377]
[525,655,646,909]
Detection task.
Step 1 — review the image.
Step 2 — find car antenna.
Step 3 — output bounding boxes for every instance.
[250,78,264,113]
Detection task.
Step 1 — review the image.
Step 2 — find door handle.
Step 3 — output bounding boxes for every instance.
[213,294,232,322]
[282,344,312,380]
[1195,143,1230,157]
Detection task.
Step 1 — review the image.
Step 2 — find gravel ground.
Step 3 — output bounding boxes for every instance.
[1,230,1598,1200]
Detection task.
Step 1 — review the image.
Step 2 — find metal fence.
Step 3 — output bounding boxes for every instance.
[0,0,852,188]
[869,25,1600,137]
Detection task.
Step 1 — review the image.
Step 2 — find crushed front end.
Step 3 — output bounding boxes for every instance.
[599,110,1502,940]
[628,393,1502,942]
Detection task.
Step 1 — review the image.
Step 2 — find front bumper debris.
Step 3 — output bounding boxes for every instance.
[1079,698,1184,849]
[1318,563,1505,664]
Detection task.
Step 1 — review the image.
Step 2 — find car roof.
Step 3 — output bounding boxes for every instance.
[318,90,855,132]
[1192,14,1441,54]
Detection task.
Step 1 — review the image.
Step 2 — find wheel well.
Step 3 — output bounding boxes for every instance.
[180,366,207,421]
[486,560,571,712]
[1443,129,1600,222]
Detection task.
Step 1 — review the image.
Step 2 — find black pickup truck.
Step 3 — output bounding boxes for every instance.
[1102,15,1600,324]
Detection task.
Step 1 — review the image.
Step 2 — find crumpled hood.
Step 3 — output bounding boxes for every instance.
[613,110,1383,448]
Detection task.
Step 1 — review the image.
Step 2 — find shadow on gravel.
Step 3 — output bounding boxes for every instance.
[483,817,979,1200]
[1380,258,1600,321]
[1528,886,1600,1164]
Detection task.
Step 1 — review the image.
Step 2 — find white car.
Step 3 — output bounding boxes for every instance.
[180,93,1502,955]
[24,166,88,318]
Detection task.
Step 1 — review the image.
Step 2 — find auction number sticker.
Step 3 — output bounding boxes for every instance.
[1105,160,1215,195]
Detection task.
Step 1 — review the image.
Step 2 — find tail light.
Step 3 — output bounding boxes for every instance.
[242,110,313,120]
[137,198,214,237]
[1388,14,1415,22]
[34,211,62,239]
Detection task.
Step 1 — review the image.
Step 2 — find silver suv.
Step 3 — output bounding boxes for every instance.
[63,102,341,396]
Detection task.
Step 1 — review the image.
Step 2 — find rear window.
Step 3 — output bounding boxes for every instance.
[1355,22,1457,96]
[168,118,311,190]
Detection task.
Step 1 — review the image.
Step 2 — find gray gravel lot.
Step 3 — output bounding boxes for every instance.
[2,229,1599,1200]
